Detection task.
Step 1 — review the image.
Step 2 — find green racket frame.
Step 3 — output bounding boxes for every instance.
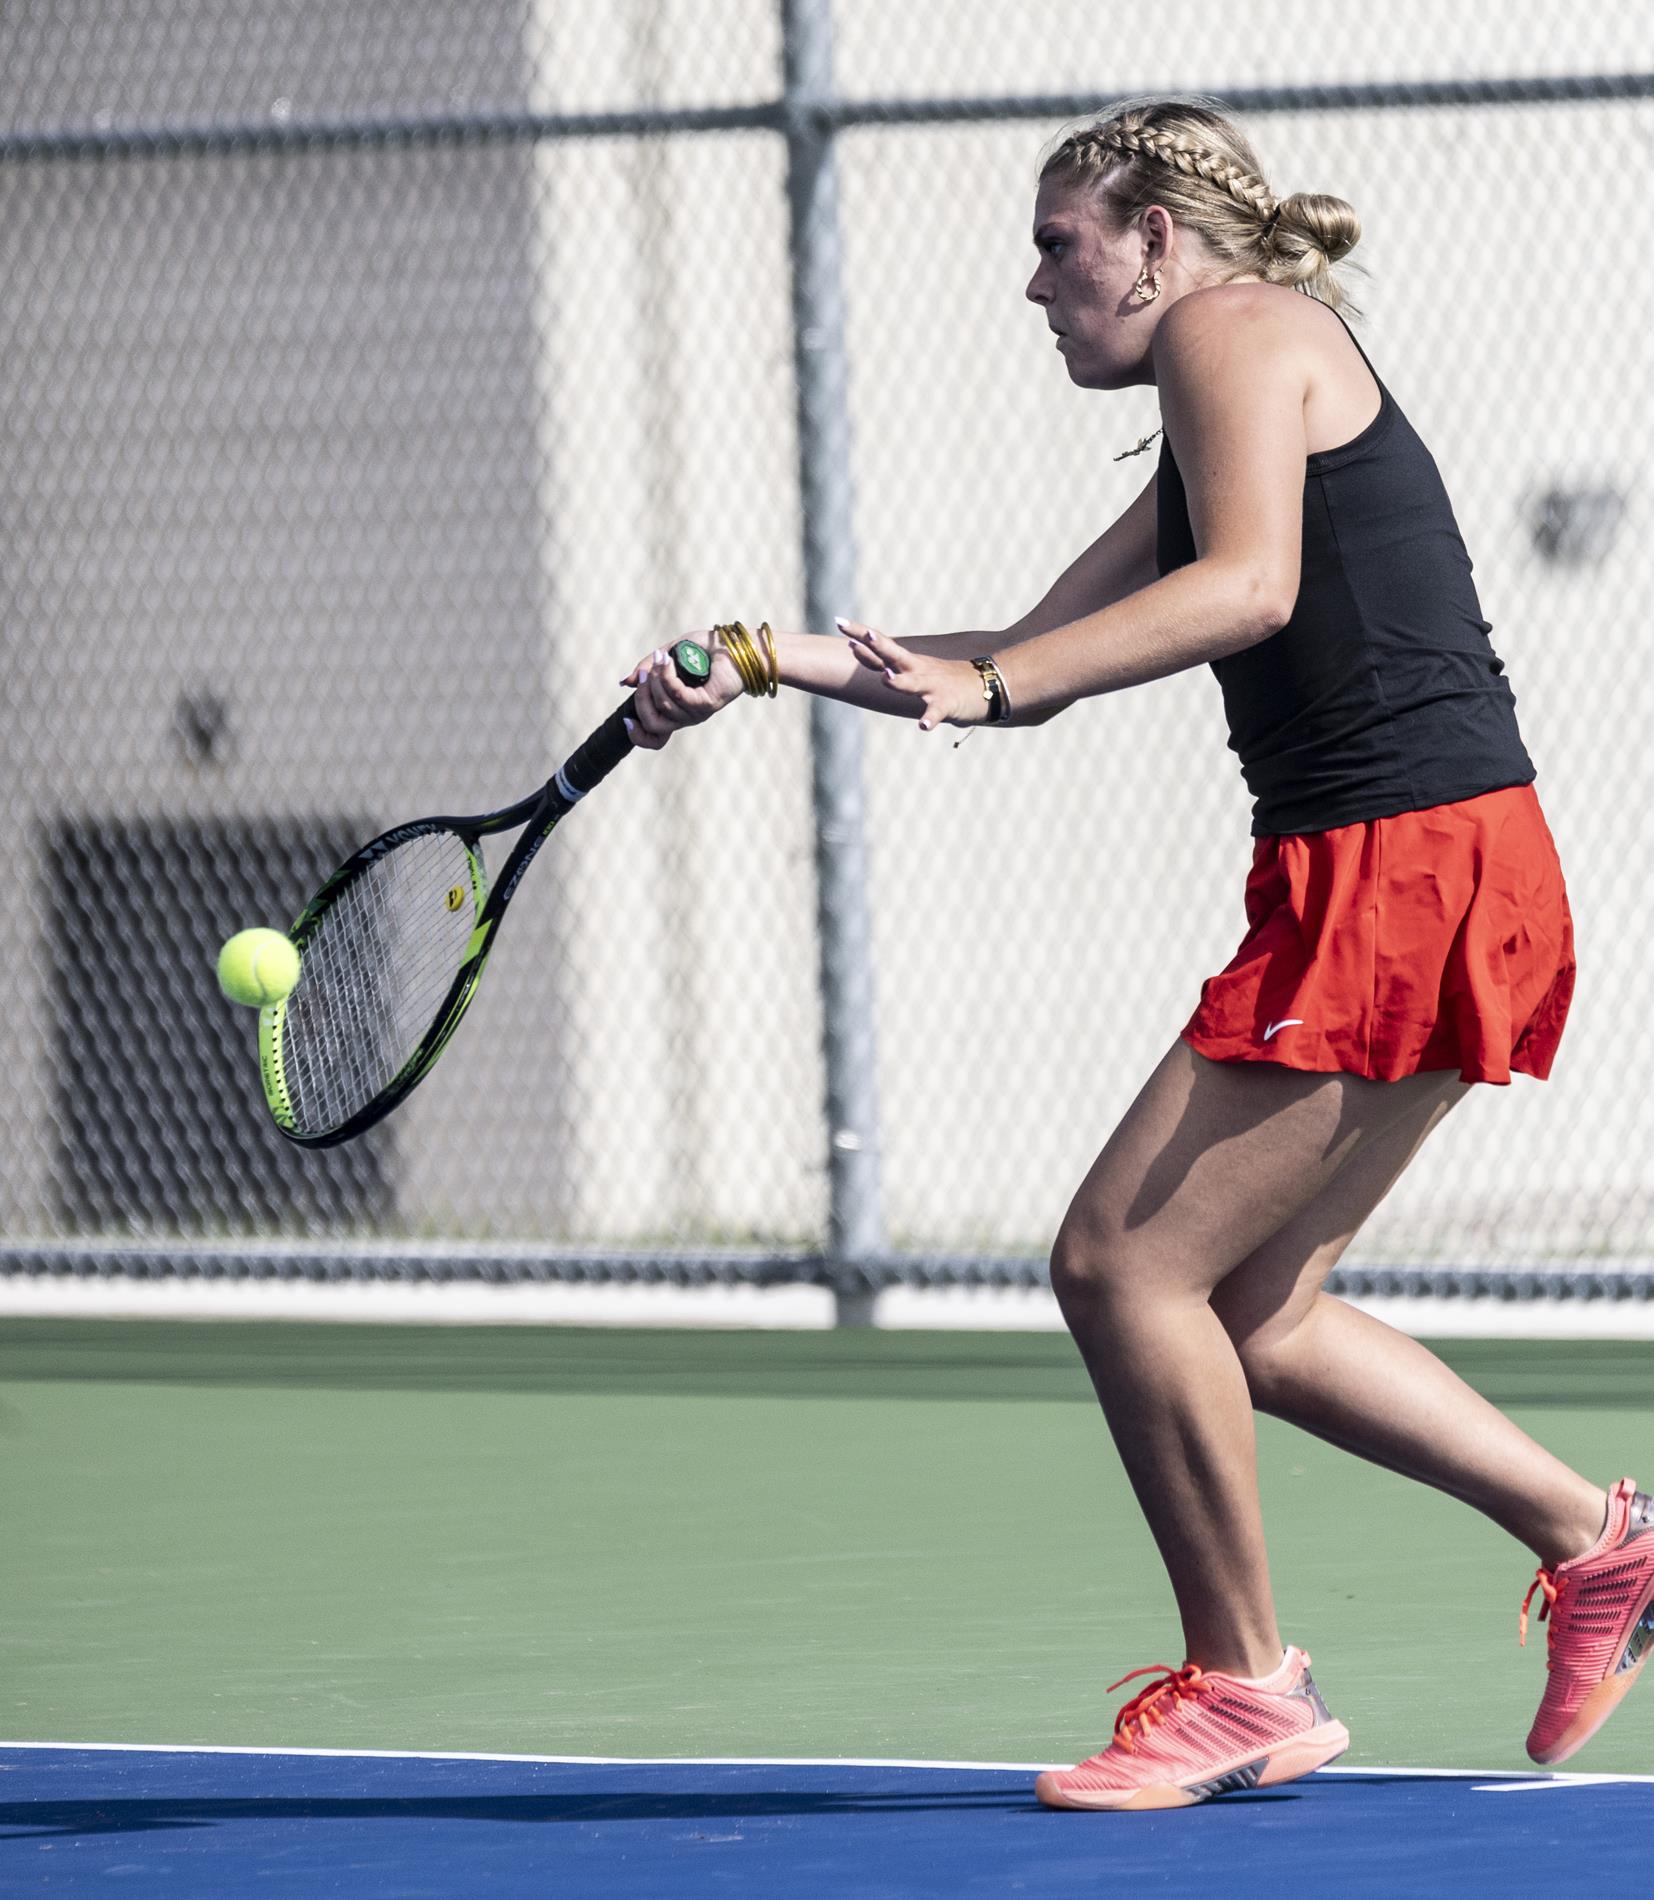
[259,638,711,1147]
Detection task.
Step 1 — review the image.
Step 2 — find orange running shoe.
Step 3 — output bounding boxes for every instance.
[1034,1646,1349,1812]
[1520,1476,1654,1765]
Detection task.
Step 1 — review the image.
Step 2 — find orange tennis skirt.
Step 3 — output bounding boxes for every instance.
[1181,782,1575,1085]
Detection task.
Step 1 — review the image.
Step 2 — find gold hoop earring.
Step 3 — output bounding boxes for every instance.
[1133,267,1163,304]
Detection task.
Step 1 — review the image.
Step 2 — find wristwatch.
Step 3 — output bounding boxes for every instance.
[969,655,1013,724]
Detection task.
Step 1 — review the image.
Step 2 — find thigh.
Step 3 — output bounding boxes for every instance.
[1209,1074,1468,1350]
[1055,1040,1466,1302]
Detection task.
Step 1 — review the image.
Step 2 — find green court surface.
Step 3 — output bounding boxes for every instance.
[2,1321,1650,1771]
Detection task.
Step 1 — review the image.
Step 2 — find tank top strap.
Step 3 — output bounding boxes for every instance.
[1328,305,1385,391]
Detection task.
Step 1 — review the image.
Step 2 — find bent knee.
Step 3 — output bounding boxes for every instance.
[1048,1215,1138,1311]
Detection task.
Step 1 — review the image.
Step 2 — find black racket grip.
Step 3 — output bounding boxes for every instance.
[560,639,712,799]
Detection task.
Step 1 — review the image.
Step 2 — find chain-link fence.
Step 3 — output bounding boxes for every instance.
[4,3,1653,1311]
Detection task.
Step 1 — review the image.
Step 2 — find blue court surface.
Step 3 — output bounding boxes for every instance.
[2,1746,1648,1896]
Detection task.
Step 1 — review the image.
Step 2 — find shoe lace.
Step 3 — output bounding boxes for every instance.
[1106,1662,1208,1754]
[1519,1567,1562,1656]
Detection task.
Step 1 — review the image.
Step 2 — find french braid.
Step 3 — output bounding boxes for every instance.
[1039,96,1363,314]
[1054,119,1280,232]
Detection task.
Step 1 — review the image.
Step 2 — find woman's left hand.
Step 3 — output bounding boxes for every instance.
[838,619,989,732]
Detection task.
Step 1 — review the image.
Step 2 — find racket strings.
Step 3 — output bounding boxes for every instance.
[279,830,483,1136]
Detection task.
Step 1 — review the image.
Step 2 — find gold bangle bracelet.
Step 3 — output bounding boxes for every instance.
[732,623,765,697]
[713,619,780,700]
[715,622,764,696]
[735,621,769,698]
[730,620,759,688]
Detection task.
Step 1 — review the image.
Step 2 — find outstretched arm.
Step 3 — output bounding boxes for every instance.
[639,466,1166,730]
[623,471,1163,741]
[843,555,1287,731]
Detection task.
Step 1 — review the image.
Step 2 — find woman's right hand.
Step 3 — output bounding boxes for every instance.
[622,638,745,750]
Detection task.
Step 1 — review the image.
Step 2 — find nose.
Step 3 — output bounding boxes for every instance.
[1025,264,1049,305]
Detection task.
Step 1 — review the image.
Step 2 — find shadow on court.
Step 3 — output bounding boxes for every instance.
[3,1786,1065,1839]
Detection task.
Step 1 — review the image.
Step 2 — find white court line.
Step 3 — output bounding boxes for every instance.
[0,1741,1056,1770]
[1471,1775,1633,1793]
[2,1741,1652,1786]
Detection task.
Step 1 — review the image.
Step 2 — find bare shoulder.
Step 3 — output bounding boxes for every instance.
[1148,284,1321,617]
[1151,284,1313,463]
[1152,281,1319,374]
[1156,286,1381,468]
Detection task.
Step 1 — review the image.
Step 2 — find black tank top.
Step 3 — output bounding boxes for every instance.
[1154,308,1534,836]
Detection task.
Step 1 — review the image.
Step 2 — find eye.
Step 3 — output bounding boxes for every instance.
[1042,237,1067,260]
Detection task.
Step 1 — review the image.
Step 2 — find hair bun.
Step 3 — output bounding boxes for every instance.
[1275,191,1361,265]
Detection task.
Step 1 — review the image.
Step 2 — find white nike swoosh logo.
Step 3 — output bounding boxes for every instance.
[1263,1018,1304,1041]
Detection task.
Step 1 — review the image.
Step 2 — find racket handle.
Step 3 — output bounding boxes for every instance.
[558,639,713,800]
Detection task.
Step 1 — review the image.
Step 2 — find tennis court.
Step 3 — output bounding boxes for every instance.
[4,1320,1651,1890]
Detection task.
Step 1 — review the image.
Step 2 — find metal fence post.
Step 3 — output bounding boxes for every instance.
[781,0,886,1325]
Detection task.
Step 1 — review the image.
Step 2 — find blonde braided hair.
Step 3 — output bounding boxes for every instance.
[1041,94,1365,317]
[1069,118,1280,224]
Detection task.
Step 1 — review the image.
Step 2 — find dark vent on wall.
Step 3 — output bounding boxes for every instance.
[45,815,393,1231]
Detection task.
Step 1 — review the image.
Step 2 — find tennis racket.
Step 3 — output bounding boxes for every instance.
[259,638,711,1147]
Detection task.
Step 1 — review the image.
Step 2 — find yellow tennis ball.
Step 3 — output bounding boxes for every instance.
[217,928,301,1007]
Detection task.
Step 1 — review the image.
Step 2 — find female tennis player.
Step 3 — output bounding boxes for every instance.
[622,94,1654,1811]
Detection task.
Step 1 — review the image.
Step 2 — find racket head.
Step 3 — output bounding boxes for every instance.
[260,819,495,1146]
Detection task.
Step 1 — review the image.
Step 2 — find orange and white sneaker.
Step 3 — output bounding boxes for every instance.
[1034,1646,1349,1812]
[1521,1476,1654,1765]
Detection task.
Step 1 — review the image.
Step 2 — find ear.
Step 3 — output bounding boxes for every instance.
[1138,204,1175,269]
